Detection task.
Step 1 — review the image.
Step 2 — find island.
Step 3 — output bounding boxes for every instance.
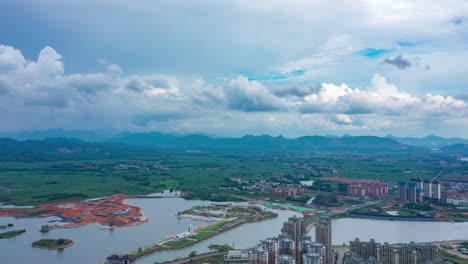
[0,229,26,239]
[32,239,74,250]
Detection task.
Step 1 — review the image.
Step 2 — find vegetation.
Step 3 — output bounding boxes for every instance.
[0,136,466,207]
[32,238,73,249]
[404,203,434,211]
[0,223,13,229]
[209,244,234,252]
[189,251,198,257]
[164,239,194,248]
[313,195,339,207]
[438,248,468,264]
[0,229,26,239]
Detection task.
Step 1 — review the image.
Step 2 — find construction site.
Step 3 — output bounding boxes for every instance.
[0,195,147,229]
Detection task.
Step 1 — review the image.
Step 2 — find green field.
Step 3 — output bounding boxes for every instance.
[0,151,466,205]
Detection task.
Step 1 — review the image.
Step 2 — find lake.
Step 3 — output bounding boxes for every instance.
[0,198,467,264]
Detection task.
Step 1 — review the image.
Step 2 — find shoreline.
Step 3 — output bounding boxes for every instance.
[97,211,278,264]
[331,212,463,222]
[0,194,148,230]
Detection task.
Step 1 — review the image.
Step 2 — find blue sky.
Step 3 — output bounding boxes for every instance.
[0,0,467,137]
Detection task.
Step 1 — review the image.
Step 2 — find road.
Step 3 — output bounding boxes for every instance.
[333,246,349,264]
[432,171,444,182]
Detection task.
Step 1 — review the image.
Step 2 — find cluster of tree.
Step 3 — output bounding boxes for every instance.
[306,180,334,192]
[404,203,434,211]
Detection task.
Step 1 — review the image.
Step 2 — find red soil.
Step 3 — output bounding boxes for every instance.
[0,195,147,229]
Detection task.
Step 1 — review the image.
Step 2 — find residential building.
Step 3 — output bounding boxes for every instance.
[315,217,332,264]
[431,181,441,200]
[350,238,379,260]
[251,248,269,264]
[302,253,323,264]
[276,254,296,264]
[399,182,407,202]
[423,180,432,198]
[350,239,438,264]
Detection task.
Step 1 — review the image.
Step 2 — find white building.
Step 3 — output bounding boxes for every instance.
[225,250,250,261]
[276,254,296,264]
[303,253,323,264]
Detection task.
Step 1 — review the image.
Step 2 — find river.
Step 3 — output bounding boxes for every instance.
[0,198,467,264]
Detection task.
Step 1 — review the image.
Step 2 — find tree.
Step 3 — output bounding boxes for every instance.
[189,251,197,257]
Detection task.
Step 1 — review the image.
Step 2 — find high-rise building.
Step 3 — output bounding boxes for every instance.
[303,253,323,264]
[398,245,417,264]
[416,189,424,203]
[251,248,269,264]
[423,180,432,198]
[276,254,296,264]
[351,239,439,264]
[377,243,399,264]
[278,236,296,258]
[315,217,332,264]
[411,242,437,263]
[350,238,379,260]
[412,179,423,190]
[282,216,309,263]
[407,183,417,203]
[344,253,381,264]
[431,181,441,200]
[261,238,279,264]
[399,182,407,202]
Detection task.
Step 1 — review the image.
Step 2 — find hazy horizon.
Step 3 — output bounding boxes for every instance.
[0,127,467,140]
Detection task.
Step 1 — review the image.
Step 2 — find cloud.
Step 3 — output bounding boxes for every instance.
[271,85,316,97]
[0,78,10,95]
[297,73,464,119]
[124,75,178,95]
[0,43,466,137]
[223,76,286,112]
[382,55,412,69]
[0,45,27,73]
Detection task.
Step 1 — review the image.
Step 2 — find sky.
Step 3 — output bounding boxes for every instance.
[0,0,467,138]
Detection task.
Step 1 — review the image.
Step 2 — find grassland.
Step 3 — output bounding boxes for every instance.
[0,151,466,205]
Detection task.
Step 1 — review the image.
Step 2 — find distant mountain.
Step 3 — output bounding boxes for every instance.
[440,144,468,154]
[0,129,114,142]
[386,135,468,149]
[108,132,424,153]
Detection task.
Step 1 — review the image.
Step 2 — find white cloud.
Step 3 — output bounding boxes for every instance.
[223,76,286,112]
[0,44,467,137]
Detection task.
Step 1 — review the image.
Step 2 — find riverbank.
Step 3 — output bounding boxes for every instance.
[331,211,461,222]
[97,207,278,263]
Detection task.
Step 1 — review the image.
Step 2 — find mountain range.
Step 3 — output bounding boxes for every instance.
[1,130,467,160]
